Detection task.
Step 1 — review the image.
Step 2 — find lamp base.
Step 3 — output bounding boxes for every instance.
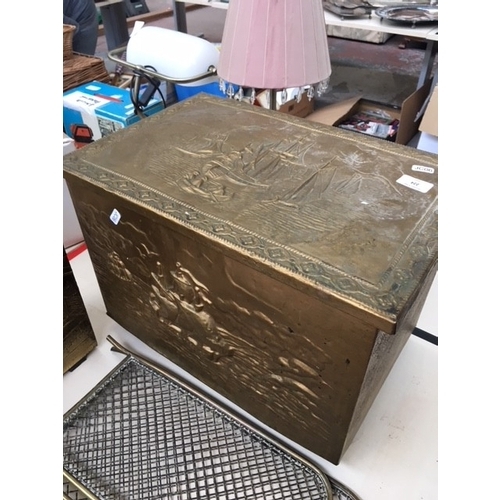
[219,78,330,111]
[269,89,278,111]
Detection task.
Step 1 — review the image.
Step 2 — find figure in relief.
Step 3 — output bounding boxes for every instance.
[148,262,234,361]
[108,251,133,281]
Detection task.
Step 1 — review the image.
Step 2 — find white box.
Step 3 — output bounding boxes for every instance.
[417,85,438,154]
[416,131,438,154]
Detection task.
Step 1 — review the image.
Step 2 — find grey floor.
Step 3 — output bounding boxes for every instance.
[96,2,437,109]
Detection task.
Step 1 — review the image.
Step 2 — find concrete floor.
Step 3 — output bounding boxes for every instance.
[95,1,437,107]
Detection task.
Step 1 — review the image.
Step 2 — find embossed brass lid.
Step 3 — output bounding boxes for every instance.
[63,94,437,333]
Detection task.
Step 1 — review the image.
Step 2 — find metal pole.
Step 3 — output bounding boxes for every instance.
[171,0,188,33]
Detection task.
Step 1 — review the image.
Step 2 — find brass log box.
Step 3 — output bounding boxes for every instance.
[63,94,438,464]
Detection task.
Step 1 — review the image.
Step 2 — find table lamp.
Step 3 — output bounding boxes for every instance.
[217,0,332,110]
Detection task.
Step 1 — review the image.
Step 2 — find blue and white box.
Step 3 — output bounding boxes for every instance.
[63,81,165,140]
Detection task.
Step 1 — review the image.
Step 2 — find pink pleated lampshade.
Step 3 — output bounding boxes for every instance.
[217,0,331,91]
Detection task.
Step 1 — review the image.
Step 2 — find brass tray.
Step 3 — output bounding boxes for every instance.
[323,0,375,19]
[375,4,438,27]
[63,336,361,500]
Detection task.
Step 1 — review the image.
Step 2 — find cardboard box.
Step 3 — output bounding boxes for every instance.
[419,85,438,137]
[277,95,315,118]
[64,248,97,373]
[63,81,164,141]
[306,79,432,145]
[256,89,315,118]
[417,84,438,153]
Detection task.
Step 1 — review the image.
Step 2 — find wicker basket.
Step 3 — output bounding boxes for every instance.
[63,53,111,92]
[63,24,76,61]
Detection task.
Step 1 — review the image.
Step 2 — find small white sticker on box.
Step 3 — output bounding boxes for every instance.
[412,164,435,174]
[64,91,109,110]
[110,209,121,225]
[397,174,434,193]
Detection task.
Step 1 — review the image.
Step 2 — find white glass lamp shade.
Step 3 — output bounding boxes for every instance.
[126,26,220,87]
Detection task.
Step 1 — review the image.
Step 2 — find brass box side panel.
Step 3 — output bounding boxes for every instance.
[341,260,438,458]
[63,248,97,374]
[63,95,438,331]
[64,180,379,464]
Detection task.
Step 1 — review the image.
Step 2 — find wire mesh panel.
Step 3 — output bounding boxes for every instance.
[64,353,336,500]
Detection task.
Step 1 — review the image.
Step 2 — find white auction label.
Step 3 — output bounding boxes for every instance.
[396,174,434,193]
[110,208,122,225]
[64,90,109,110]
[412,164,435,174]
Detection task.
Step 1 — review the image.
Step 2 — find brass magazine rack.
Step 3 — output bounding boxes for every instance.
[63,336,361,500]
